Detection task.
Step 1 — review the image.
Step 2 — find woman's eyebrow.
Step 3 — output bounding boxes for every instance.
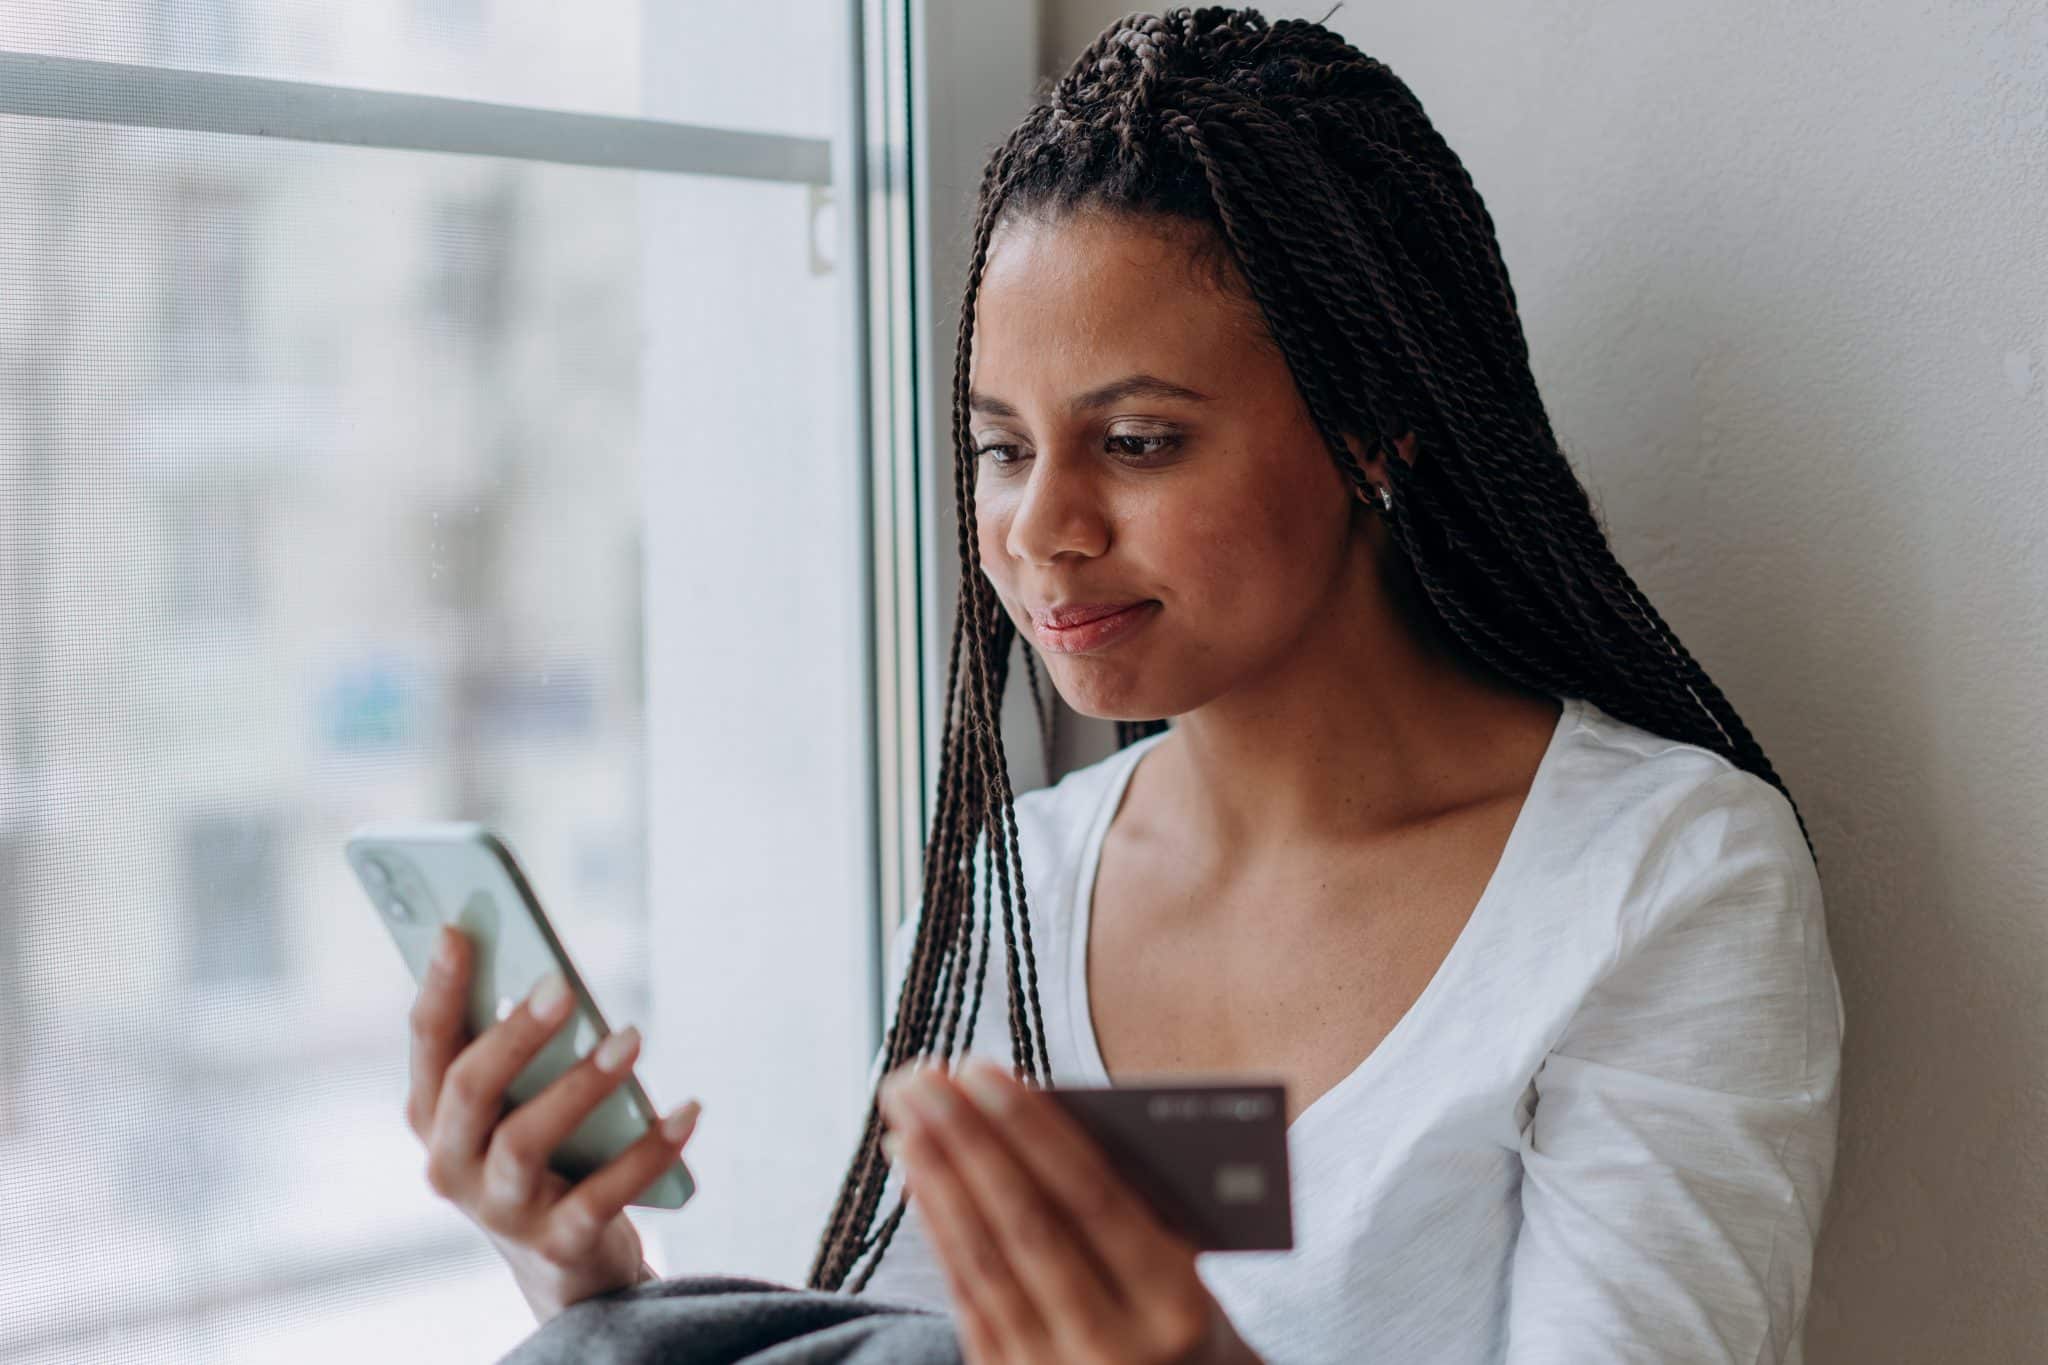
[968,373,1215,418]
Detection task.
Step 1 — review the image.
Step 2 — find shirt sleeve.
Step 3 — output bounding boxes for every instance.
[1504,766,1846,1365]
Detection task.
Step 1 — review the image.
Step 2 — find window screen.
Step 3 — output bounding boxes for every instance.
[0,3,874,1361]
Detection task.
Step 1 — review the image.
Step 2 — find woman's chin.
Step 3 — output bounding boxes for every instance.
[1034,638,1211,722]
[1043,674,1189,725]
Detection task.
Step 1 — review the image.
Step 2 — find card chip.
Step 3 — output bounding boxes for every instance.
[1216,1163,1265,1203]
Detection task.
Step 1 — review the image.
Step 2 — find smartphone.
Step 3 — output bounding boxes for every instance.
[344,821,694,1209]
[1045,1080,1292,1252]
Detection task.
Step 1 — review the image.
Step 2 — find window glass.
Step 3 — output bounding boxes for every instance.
[0,2,867,1357]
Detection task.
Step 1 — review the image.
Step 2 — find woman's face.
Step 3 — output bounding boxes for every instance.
[970,209,1388,722]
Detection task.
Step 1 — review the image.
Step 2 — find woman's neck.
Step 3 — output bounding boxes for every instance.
[1144,564,1556,857]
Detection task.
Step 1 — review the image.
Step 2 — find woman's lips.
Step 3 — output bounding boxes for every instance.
[1030,600,1159,654]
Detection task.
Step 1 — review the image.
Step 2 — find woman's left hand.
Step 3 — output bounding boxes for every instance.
[878,1056,1264,1365]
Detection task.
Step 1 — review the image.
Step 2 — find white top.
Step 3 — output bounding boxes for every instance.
[856,694,1845,1365]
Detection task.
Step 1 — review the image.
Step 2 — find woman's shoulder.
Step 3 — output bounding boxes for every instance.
[1540,699,1842,1105]
[1544,697,1825,977]
[1552,696,1810,871]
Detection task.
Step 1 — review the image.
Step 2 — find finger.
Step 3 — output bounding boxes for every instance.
[953,1287,1007,1365]
[406,925,471,1139]
[950,1055,1204,1326]
[480,1025,643,1211]
[539,1099,702,1265]
[430,969,578,1162]
[888,1064,1124,1352]
[882,1065,1056,1356]
[897,1113,1040,1358]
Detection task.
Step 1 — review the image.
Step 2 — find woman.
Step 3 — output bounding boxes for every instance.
[407,9,1844,1364]
[827,7,1845,1361]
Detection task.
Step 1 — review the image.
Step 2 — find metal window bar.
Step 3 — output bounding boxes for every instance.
[0,48,832,184]
[854,0,926,1049]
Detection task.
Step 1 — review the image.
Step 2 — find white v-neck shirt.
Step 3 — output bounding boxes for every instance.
[854,694,1845,1365]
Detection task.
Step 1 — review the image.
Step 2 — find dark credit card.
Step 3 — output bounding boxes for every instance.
[1044,1080,1292,1252]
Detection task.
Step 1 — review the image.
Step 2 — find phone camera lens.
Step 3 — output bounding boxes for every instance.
[362,859,420,922]
[358,852,436,924]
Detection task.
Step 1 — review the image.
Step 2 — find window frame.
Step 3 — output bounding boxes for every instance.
[0,1,935,1337]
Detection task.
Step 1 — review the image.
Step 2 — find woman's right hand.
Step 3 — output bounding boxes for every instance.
[406,923,703,1324]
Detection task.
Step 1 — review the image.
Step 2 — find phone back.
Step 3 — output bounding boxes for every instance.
[345,821,693,1209]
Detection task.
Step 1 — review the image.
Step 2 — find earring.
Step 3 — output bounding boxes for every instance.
[1356,481,1394,512]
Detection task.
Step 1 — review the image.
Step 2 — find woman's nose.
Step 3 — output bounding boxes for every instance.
[1003,454,1110,565]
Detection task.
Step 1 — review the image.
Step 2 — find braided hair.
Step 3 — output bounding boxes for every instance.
[807,4,1815,1293]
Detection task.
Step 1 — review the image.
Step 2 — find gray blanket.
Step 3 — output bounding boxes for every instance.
[496,1274,964,1365]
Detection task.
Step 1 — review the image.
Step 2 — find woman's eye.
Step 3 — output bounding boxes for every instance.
[1107,433,1179,460]
[974,433,1181,469]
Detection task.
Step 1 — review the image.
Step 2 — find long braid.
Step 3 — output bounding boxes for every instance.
[809,4,1816,1293]
[1020,644,1059,781]
[808,134,1052,1291]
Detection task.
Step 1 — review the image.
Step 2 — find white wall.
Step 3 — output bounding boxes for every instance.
[913,0,1057,798]
[637,1,876,1287]
[635,0,1052,1292]
[1037,2,2048,1361]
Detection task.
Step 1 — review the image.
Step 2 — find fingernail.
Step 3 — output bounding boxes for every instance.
[431,926,459,973]
[880,1131,903,1161]
[527,971,572,1023]
[880,1067,916,1112]
[956,1059,1010,1115]
[593,1026,640,1074]
[661,1099,701,1143]
[903,1067,955,1119]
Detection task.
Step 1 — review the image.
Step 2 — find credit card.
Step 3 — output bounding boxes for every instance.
[1044,1080,1292,1252]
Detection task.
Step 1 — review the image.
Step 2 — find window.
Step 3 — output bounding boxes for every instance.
[0,834,24,1137]
[0,3,908,1360]
[161,478,265,622]
[182,810,286,985]
[149,0,239,67]
[422,183,517,340]
[157,176,254,386]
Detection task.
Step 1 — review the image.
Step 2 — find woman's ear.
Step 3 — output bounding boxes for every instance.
[1389,430,1418,467]
[1340,428,1418,496]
